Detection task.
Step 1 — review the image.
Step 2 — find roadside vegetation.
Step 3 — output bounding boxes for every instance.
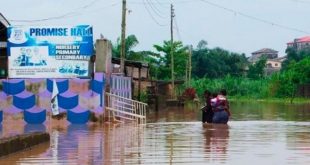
[112,35,310,103]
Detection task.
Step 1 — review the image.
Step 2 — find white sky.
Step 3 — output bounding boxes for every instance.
[1,0,310,56]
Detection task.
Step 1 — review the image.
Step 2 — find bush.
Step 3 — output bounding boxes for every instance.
[191,76,269,99]
[182,88,197,100]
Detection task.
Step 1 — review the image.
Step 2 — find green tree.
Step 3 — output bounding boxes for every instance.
[192,41,248,78]
[112,34,160,78]
[282,47,310,70]
[153,41,187,80]
[286,56,310,84]
[196,40,208,50]
[112,34,139,59]
[269,57,310,102]
[247,58,267,79]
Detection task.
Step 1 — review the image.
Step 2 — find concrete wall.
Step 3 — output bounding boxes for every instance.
[0,132,50,157]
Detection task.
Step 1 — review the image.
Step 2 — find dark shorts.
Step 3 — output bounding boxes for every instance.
[212,111,229,124]
[202,106,214,123]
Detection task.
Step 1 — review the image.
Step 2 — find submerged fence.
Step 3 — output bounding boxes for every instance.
[105,92,147,124]
[110,75,132,99]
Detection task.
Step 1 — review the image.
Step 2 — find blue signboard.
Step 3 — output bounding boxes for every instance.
[7,25,93,78]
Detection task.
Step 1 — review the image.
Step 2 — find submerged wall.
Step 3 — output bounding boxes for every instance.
[0,74,105,124]
[0,132,50,157]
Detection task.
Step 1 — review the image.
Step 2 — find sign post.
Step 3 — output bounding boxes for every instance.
[51,79,60,116]
[7,25,94,78]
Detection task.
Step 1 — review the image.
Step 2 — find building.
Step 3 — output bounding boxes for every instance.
[111,57,150,100]
[249,48,286,75]
[111,57,149,80]
[287,36,310,51]
[0,13,9,77]
[249,48,278,63]
[265,59,282,75]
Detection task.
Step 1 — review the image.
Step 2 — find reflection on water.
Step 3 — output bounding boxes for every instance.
[24,124,46,134]
[0,102,310,164]
[203,124,229,163]
[230,101,310,121]
[0,124,2,137]
[0,122,310,164]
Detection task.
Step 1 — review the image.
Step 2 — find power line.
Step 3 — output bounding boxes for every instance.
[10,12,79,23]
[6,0,309,34]
[128,0,195,5]
[173,17,182,41]
[153,0,170,8]
[199,0,310,34]
[9,0,106,22]
[145,0,167,18]
[80,0,102,9]
[9,1,120,23]
[290,0,310,4]
[142,0,168,27]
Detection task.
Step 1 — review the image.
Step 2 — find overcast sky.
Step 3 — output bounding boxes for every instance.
[1,0,310,56]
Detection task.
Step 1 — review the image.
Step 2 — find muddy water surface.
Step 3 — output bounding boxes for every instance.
[0,102,310,165]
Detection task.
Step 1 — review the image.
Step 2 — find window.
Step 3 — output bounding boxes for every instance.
[267,63,272,68]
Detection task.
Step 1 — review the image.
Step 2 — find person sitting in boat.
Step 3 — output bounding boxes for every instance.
[201,90,213,123]
[211,89,231,124]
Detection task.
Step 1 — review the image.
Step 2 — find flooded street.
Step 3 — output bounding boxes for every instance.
[0,102,310,165]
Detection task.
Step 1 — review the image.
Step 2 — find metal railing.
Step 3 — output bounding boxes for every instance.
[105,92,147,124]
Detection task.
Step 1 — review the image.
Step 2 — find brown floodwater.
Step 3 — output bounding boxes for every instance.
[0,102,310,165]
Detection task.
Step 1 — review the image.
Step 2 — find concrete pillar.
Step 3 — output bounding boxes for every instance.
[95,39,112,86]
[95,39,112,121]
[95,39,112,74]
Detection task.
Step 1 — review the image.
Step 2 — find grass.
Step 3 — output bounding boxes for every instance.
[186,76,310,105]
[229,96,310,104]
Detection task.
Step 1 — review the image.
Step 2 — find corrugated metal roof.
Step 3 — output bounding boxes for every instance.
[298,36,310,43]
[287,36,310,44]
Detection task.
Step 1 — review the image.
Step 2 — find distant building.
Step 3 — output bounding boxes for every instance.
[287,36,310,51]
[249,48,278,63]
[249,48,286,75]
[265,59,282,75]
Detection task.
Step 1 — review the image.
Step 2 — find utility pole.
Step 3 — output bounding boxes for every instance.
[188,45,192,87]
[170,4,175,99]
[185,53,188,87]
[120,0,126,75]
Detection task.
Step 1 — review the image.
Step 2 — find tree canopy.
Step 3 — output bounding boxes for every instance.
[192,41,248,79]
[247,58,267,79]
[153,40,188,80]
[110,35,310,100]
[282,47,310,70]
